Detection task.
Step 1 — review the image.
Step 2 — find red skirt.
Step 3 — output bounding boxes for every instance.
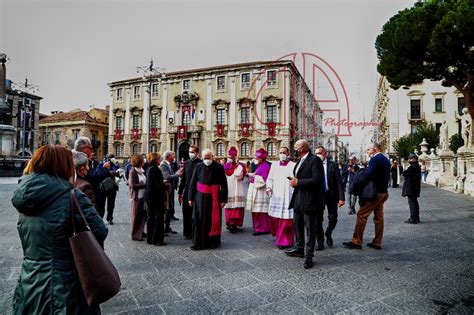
[225,207,244,227]
[252,212,271,233]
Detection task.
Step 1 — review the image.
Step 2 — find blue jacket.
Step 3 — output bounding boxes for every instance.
[364,153,391,193]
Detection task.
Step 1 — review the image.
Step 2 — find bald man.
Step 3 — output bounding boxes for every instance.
[285,140,325,269]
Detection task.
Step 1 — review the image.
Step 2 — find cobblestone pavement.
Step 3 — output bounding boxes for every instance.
[1,178,473,314]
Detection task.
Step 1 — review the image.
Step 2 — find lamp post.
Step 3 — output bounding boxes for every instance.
[136,58,165,153]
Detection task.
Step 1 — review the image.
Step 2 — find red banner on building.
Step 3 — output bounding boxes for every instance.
[115,129,121,140]
[150,127,157,138]
[132,128,139,140]
[267,122,276,137]
[241,123,250,137]
[216,124,225,137]
[177,125,187,139]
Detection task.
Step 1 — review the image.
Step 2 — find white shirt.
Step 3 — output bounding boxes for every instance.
[322,159,329,192]
[294,152,309,176]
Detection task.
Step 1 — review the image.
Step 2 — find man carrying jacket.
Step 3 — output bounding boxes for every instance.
[343,143,390,250]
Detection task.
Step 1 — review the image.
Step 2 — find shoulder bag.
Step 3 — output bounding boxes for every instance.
[69,190,121,306]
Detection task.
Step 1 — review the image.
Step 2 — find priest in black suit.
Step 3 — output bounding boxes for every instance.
[188,149,228,250]
[178,145,202,239]
[285,139,325,269]
[315,145,345,249]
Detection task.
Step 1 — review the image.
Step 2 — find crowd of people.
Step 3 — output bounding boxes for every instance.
[10,136,424,312]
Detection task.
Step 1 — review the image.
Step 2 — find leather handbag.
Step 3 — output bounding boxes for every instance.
[69,190,121,306]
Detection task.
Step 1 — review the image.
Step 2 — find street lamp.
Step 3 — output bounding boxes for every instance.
[136,58,165,153]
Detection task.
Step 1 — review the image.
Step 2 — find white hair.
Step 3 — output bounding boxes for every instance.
[201,149,214,158]
[163,150,175,160]
[72,151,88,169]
[74,136,91,151]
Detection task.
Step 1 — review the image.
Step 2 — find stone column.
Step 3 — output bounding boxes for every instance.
[437,151,456,189]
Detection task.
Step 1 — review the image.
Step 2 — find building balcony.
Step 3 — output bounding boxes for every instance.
[215,124,227,138]
[130,128,141,141]
[407,112,425,123]
[239,123,252,137]
[113,129,124,141]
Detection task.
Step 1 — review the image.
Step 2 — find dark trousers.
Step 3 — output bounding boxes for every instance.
[165,190,175,230]
[408,196,420,222]
[182,201,192,238]
[146,204,165,244]
[293,210,317,258]
[323,194,338,239]
[98,188,117,221]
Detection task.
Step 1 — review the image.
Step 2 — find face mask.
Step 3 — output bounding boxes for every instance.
[254,159,260,165]
[110,158,117,164]
[203,159,212,166]
[316,154,325,161]
[227,158,234,163]
[279,154,287,161]
[143,158,147,163]
[293,148,301,157]
[189,153,196,160]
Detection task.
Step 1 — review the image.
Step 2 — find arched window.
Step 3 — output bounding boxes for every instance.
[132,143,140,155]
[267,142,276,157]
[150,144,157,153]
[240,142,250,156]
[216,143,225,157]
[115,144,122,157]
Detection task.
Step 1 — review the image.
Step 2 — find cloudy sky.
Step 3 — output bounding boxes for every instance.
[1,0,415,150]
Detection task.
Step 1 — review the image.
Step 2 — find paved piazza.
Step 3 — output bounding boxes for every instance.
[1,178,473,314]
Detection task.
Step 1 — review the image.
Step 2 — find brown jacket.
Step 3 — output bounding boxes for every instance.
[74,177,96,205]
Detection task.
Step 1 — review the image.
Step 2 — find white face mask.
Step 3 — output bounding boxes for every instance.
[110,158,117,164]
[203,159,212,166]
[316,154,325,161]
[253,159,259,165]
[189,153,196,160]
[279,154,287,162]
[143,158,147,163]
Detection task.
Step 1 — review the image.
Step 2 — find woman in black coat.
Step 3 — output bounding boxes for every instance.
[145,152,167,245]
[390,160,403,188]
[402,154,421,224]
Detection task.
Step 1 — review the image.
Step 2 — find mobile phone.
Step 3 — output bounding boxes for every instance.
[287,176,293,180]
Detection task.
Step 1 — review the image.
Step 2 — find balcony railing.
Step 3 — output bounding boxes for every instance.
[239,123,252,137]
[407,112,425,122]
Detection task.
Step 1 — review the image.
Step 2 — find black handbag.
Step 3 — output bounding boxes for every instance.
[361,180,377,200]
[69,190,121,306]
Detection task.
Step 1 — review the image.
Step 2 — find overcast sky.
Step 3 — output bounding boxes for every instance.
[1,0,415,150]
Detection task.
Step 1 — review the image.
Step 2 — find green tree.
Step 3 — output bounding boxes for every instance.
[393,134,416,159]
[393,122,439,158]
[449,133,464,153]
[376,0,474,119]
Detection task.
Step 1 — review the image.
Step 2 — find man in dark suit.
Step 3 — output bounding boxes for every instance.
[285,139,325,269]
[341,155,360,214]
[160,150,183,234]
[315,146,345,249]
[343,143,390,250]
[178,145,202,239]
[402,154,421,224]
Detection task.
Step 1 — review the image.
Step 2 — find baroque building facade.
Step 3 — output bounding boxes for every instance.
[108,60,322,162]
[38,107,109,159]
[372,77,466,155]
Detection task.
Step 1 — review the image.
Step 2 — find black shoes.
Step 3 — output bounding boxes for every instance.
[316,244,325,251]
[405,218,420,224]
[253,231,270,236]
[190,245,201,251]
[229,226,238,233]
[348,208,356,215]
[278,245,292,250]
[285,248,305,257]
[304,257,313,269]
[367,243,381,250]
[165,228,178,234]
[172,216,180,221]
[342,241,362,249]
[325,232,333,247]
[107,219,114,225]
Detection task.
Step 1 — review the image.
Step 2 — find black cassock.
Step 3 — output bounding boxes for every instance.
[188,162,228,249]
